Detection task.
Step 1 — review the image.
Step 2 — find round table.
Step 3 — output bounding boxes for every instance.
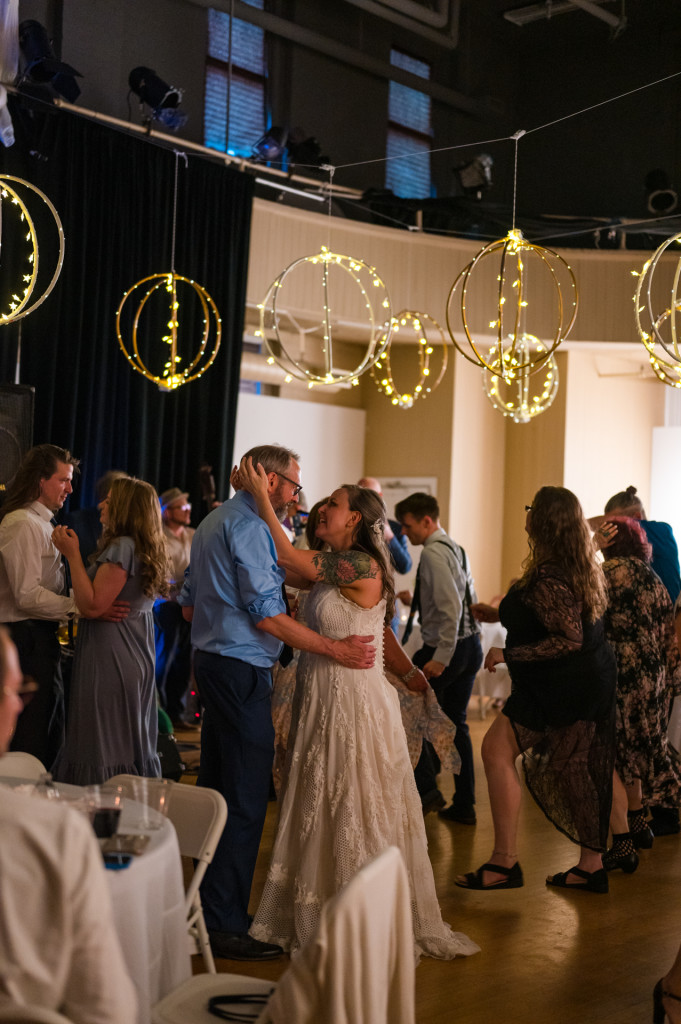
[0,778,191,1024]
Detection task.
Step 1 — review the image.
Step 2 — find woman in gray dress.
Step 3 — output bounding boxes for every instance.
[53,477,171,784]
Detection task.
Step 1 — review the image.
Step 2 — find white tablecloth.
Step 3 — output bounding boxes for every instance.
[0,778,191,1024]
[109,799,191,1024]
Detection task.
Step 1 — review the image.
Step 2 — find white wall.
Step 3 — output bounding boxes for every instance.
[651,426,681,543]
[563,350,666,518]
[233,392,366,507]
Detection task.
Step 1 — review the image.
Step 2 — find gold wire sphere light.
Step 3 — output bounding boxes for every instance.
[371,309,448,409]
[257,246,392,388]
[482,332,559,423]
[446,228,578,379]
[116,272,222,392]
[0,175,65,325]
[633,233,681,388]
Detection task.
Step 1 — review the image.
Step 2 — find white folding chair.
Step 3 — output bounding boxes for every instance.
[152,846,416,1024]
[0,1006,75,1023]
[109,775,228,974]
[0,751,47,780]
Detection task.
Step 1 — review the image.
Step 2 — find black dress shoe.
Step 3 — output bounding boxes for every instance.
[439,803,477,825]
[208,930,283,961]
[421,789,446,815]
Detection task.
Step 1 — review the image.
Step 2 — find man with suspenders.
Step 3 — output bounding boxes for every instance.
[396,491,483,824]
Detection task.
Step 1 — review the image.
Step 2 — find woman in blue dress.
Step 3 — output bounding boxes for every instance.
[53,477,171,784]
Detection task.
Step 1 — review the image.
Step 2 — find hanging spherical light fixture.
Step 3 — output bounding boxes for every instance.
[0,175,65,326]
[482,332,559,423]
[116,272,222,391]
[446,228,578,380]
[257,246,392,388]
[371,310,448,409]
[116,152,222,392]
[633,233,681,388]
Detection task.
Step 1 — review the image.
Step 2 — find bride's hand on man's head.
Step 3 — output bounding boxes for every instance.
[238,456,269,498]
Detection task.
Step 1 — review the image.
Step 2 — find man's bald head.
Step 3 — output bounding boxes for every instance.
[358,476,382,495]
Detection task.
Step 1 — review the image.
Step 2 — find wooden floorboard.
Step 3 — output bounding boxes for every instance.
[185,707,681,1022]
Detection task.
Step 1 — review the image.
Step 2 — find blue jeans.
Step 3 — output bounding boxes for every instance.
[193,651,275,934]
[413,633,483,810]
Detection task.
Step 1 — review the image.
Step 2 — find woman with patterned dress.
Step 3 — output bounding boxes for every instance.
[599,516,681,870]
[458,486,617,893]
[52,477,171,784]
[239,458,479,961]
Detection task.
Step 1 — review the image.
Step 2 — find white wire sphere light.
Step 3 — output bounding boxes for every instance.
[257,247,392,387]
[634,233,681,388]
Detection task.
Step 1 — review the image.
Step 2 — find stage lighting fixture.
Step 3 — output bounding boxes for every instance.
[645,169,677,216]
[454,153,493,199]
[128,66,187,131]
[252,126,288,162]
[287,128,328,169]
[18,20,82,103]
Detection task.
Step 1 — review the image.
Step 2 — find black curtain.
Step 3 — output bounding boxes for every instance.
[0,98,254,515]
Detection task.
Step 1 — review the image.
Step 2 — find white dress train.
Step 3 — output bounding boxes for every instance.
[250,584,480,961]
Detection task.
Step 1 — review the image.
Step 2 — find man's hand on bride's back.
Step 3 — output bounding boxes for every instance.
[331,634,376,669]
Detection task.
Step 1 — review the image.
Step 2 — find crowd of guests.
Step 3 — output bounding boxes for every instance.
[1,440,681,1019]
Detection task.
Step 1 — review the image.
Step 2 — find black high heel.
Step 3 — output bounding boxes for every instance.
[603,832,639,873]
[628,808,654,850]
[653,978,681,1023]
[602,847,639,873]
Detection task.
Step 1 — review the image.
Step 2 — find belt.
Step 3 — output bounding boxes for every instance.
[3,619,60,631]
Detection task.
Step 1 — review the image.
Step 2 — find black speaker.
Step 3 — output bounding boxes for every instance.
[0,384,35,490]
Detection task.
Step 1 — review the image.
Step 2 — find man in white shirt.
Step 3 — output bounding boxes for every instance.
[155,487,196,728]
[0,444,79,768]
[0,626,137,1023]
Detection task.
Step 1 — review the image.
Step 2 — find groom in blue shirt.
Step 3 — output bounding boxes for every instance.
[180,444,375,961]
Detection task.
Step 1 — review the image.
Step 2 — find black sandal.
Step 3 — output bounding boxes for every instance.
[455,861,523,890]
[653,978,681,1023]
[546,865,608,894]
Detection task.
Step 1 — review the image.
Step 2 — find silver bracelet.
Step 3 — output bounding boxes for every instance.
[401,665,419,684]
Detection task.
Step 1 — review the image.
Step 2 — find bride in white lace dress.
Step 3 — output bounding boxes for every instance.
[240,460,479,961]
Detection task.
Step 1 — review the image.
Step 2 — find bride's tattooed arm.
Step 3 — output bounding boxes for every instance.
[310,551,378,586]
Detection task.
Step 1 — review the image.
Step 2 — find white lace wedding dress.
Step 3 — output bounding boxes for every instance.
[250,584,480,961]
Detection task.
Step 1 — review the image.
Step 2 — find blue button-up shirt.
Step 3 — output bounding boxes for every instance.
[178,490,285,666]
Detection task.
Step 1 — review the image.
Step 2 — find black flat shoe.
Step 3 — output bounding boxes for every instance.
[421,789,446,815]
[546,866,608,894]
[439,804,477,825]
[602,847,639,873]
[208,930,283,961]
[455,861,523,890]
[653,978,681,1023]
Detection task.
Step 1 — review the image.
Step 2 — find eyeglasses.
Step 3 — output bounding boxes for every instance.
[2,677,39,707]
[276,472,303,497]
[524,504,533,512]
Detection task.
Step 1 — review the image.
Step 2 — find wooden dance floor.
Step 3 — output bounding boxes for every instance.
[185,708,681,1022]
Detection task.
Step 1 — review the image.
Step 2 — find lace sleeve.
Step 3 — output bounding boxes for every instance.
[508,570,583,662]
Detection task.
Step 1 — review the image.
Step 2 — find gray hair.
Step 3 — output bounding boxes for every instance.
[243,444,300,476]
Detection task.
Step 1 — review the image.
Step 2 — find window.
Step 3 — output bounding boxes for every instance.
[205,1,266,157]
[386,48,432,199]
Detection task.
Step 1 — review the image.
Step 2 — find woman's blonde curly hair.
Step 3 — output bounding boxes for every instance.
[96,477,171,599]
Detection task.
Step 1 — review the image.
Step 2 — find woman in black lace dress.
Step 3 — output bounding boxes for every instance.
[600,516,681,870]
[456,486,617,893]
